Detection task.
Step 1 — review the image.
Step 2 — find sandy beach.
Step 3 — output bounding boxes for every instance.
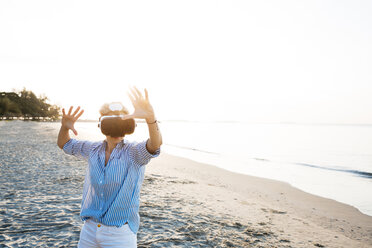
[1,121,372,247]
[144,153,372,247]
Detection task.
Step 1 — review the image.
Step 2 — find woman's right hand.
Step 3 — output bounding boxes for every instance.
[61,106,84,135]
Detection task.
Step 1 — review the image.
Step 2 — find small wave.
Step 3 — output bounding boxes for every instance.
[164,144,219,155]
[295,163,372,179]
[253,158,270,162]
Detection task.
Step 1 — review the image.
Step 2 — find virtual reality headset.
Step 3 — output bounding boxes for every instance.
[98,115,136,137]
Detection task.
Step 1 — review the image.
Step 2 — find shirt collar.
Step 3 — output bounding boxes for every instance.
[102,139,127,148]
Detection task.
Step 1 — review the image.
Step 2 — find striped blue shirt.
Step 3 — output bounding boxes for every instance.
[63,138,160,234]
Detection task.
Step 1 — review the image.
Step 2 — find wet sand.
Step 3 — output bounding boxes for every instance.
[1,121,372,247]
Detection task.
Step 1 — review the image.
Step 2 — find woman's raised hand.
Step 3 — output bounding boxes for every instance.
[61,106,84,135]
[123,86,155,123]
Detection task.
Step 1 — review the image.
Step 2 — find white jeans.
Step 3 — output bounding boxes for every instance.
[78,219,137,248]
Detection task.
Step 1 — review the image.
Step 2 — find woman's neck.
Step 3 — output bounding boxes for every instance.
[105,136,124,153]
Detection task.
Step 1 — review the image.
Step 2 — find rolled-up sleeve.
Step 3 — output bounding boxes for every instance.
[129,139,161,166]
[63,139,94,159]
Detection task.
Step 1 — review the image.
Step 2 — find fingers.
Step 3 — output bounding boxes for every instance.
[64,106,84,118]
[71,127,78,136]
[133,86,143,98]
[68,106,73,115]
[129,86,145,100]
[127,86,148,104]
[72,106,81,117]
[130,87,140,100]
[127,92,135,103]
[145,88,149,101]
[75,109,84,120]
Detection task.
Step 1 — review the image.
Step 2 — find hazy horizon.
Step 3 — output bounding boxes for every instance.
[1,0,372,123]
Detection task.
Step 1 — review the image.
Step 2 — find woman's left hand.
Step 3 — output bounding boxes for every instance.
[123,86,156,123]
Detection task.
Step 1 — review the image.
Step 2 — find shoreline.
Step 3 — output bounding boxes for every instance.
[145,152,372,247]
[163,146,372,217]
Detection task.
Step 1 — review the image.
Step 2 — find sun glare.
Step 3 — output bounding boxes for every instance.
[1,0,372,123]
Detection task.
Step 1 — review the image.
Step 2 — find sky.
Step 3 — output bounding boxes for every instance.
[0,0,371,123]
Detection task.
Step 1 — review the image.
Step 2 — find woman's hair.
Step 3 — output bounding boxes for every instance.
[99,102,129,117]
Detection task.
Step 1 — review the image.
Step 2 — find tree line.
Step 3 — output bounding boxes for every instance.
[0,89,60,120]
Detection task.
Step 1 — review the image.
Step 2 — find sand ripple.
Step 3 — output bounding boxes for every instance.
[0,122,84,247]
[138,174,281,248]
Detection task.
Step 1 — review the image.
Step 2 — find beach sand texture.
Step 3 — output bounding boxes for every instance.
[0,121,371,247]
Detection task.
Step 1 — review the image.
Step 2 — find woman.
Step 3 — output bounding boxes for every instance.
[57,86,162,248]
